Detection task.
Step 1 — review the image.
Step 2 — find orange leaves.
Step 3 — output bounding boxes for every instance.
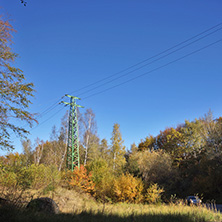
[66,165,95,194]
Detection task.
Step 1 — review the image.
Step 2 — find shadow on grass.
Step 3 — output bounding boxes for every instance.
[0,205,207,222]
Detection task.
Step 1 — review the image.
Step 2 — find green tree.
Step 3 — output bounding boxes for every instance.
[110,123,126,173]
[0,16,36,150]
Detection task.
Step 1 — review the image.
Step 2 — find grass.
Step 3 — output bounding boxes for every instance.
[0,188,221,222]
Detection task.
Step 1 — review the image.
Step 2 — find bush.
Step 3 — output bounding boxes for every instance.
[87,158,115,202]
[113,173,144,203]
[65,165,95,194]
[145,183,164,204]
[0,161,61,190]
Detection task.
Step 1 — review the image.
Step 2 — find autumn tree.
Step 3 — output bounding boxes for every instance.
[130,149,174,187]
[113,173,144,203]
[110,123,126,173]
[0,16,36,150]
[66,165,95,194]
[87,158,114,200]
[21,139,32,165]
[138,135,156,152]
[145,183,164,204]
[79,108,98,166]
[130,143,138,154]
[156,127,185,164]
[99,138,110,160]
[57,111,68,171]
[33,137,44,165]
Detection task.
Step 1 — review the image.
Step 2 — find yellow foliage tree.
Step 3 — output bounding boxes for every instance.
[145,183,164,204]
[113,173,144,203]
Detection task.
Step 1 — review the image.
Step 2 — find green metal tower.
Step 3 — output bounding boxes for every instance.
[61,94,83,171]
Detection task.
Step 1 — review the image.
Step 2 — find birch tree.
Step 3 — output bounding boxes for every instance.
[79,108,98,166]
[33,137,44,165]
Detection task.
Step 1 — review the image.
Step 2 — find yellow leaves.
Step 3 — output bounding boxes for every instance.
[113,173,144,203]
[145,183,164,204]
[138,135,155,151]
[0,170,17,188]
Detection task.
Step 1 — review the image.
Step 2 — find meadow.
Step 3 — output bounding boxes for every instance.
[1,188,221,222]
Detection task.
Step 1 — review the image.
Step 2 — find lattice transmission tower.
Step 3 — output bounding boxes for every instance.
[61,94,83,171]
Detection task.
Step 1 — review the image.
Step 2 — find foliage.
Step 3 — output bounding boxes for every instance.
[110,123,126,173]
[79,109,99,166]
[87,158,111,185]
[113,173,144,203]
[1,110,222,204]
[0,153,61,190]
[145,183,164,204]
[0,16,36,150]
[98,138,110,160]
[124,150,140,177]
[156,127,185,165]
[66,165,95,194]
[87,158,114,202]
[130,149,174,187]
[138,135,155,151]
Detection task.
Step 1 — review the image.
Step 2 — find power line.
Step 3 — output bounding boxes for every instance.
[68,22,222,96]
[35,97,64,118]
[21,23,222,133]
[81,38,222,100]
[77,26,222,97]
[30,22,222,123]
[30,107,65,132]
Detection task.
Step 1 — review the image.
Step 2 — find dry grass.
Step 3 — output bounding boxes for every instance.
[1,187,221,222]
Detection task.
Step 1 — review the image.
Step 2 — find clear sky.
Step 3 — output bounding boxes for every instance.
[1,0,222,155]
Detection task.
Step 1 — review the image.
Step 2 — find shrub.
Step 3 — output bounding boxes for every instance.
[113,173,144,203]
[66,165,95,194]
[145,183,164,204]
[87,158,115,201]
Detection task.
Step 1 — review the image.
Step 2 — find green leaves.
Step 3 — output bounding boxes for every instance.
[0,17,36,150]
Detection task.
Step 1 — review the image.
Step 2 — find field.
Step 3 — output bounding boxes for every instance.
[1,188,221,222]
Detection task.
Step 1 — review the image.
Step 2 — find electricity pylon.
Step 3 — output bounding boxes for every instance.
[61,94,83,171]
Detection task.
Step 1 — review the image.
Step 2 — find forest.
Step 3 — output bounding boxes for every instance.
[1,109,222,204]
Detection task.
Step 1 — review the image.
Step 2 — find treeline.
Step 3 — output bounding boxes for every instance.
[0,110,222,203]
[129,111,222,202]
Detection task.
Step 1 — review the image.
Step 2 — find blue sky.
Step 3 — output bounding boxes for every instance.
[1,0,222,155]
